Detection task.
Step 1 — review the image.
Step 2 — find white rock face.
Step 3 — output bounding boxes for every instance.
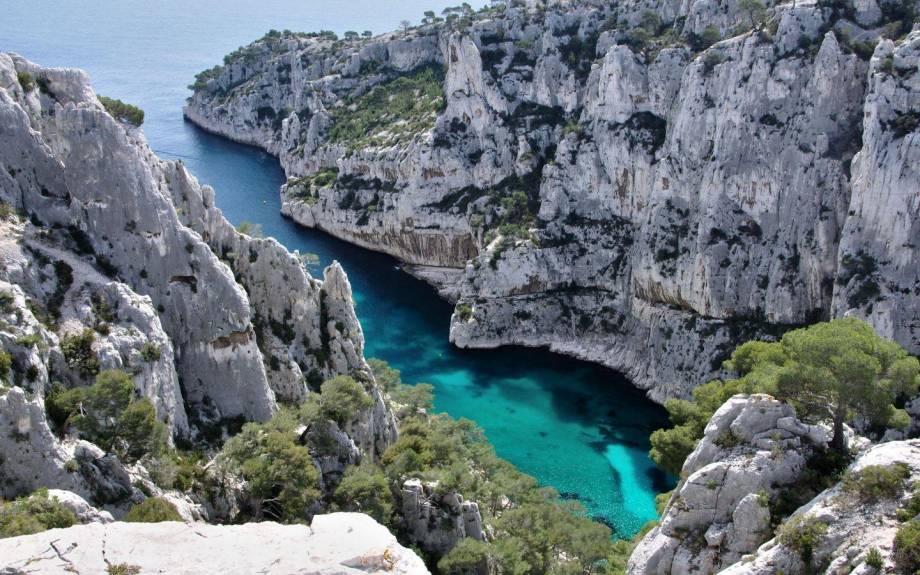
[185,1,920,401]
[0,513,430,575]
[721,440,920,575]
[400,478,487,556]
[628,394,828,574]
[45,489,114,524]
[0,54,395,510]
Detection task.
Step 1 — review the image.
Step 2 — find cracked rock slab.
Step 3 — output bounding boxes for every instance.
[0,513,429,575]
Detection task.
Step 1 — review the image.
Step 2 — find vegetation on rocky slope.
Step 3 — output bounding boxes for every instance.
[650,318,919,476]
[0,489,78,538]
[327,64,446,153]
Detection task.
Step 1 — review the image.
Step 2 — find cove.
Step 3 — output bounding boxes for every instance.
[2,0,672,538]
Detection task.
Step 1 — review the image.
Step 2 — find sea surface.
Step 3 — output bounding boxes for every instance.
[1,0,672,536]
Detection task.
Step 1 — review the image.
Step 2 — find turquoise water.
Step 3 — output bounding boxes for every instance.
[2,0,672,537]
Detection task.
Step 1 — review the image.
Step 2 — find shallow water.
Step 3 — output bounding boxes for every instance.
[2,0,672,536]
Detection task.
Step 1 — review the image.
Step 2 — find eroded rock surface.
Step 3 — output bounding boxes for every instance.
[0,513,430,575]
[628,394,828,574]
[185,1,920,400]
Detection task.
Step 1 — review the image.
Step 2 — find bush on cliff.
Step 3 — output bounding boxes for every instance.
[45,369,166,463]
[649,318,919,475]
[98,96,144,127]
[333,464,393,524]
[124,497,183,523]
[219,412,321,522]
[0,489,77,538]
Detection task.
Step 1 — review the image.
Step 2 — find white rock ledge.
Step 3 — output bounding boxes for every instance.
[0,513,430,575]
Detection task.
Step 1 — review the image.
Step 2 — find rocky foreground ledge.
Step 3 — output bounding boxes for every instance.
[0,513,429,575]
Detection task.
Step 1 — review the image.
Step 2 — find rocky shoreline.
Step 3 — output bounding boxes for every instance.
[184,0,920,401]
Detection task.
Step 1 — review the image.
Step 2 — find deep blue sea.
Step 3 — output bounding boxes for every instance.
[1,0,671,537]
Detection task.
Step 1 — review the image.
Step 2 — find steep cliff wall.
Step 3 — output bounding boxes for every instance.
[0,53,395,500]
[185,0,919,400]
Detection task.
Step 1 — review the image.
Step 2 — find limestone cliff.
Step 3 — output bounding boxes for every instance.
[0,53,395,503]
[185,0,920,400]
[628,394,920,575]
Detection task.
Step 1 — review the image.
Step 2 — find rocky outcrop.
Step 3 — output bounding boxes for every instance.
[0,53,395,514]
[185,1,920,400]
[628,394,828,574]
[400,478,487,556]
[0,513,430,574]
[720,440,920,575]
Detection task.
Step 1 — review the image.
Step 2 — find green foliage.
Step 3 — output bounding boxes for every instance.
[455,303,473,322]
[777,516,828,567]
[139,341,161,362]
[220,415,321,522]
[368,357,401,391]
[123,497,182,523]
[235,221,264,238]
[0,349,10,380]
[770,318,919,452]
[313,375,373,427]
[898,486,920,522]
[865,547,884,569]
[0,489,78,538]
[369,358,434,412]
[333,464,393,523]
[438,538,492,574]
[286,168,339,201]
[651,319,919,476]
[16,72,34,92]
[98,96,145,127]
[61,328,100,377]
[390,382,435,412]
[841,463,910,503]
[107,564,141,575]
[327,65,445,152]
[45,370,165,463]
[895,520,920,574]
[738,0,766,27]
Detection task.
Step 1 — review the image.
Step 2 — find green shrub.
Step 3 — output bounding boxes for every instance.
[61,329,100,377]
[315,375,372,427]
[0,349,11,380]
[334,464,393,524]
[650,319,920,477]
[777,516,828,567]
[0,489,78,538]
[841,463,910,503]
[865,546,884,569]
[455,303,473,322]
[327,65,445,151]
[0,291,14,312]
[438,538,491,574]
[107,564,141,575]
[220,415,321,522]
[123,497,182,523]
[235,220,264,238]
[898,487,920,522]
[895,520,920,574]
[45,370,165,462]
[98,96,144,127]
[139,341,161,362]
[368,357,401,391]
[16,72,34,92]
[390,382,435,412]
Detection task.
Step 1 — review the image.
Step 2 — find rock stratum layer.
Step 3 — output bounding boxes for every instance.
[186,0,920,400]
[0,512,429,575]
